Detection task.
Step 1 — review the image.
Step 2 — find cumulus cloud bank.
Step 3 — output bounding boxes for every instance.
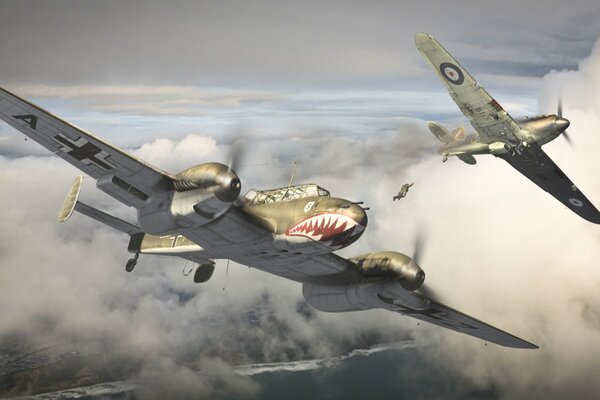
[0,123,427,397]
[2,31,600,400]
[395,36,600,399]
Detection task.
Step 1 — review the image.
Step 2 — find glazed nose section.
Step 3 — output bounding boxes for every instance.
[555,117,570,133]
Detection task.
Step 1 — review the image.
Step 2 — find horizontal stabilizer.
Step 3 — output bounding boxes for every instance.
[74,201,140,235]
[58,176,83,222]
[457,154,477,165]
[428,121,455,143]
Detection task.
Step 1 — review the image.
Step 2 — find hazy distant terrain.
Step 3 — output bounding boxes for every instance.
[0,305,410,398]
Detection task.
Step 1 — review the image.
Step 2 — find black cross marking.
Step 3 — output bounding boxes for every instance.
[443,321,477,331]
[395,304,444,320]
[377,293,476,328]
[397,305,477,330]
[12,114,38,129]
[53,135,113,170]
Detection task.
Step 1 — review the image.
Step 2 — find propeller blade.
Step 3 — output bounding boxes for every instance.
[563,130,573,145]
[411,229,437,299]
[412,233,425,266]
[557,98,574,147]
[416,284,439,301]
[558,98,563,118]
[228,138,246,173]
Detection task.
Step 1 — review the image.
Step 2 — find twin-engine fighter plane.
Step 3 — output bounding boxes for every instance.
[0,87,537,349]
[416,33,600,224]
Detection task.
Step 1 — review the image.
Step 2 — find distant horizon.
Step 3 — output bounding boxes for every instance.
[2,1,600,399]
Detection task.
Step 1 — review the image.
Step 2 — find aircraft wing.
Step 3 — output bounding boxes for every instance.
[415,32,522,145]
[0,87,175,208]
[377,292,538,349]
[497,142,600,223]
[260,252,536,348]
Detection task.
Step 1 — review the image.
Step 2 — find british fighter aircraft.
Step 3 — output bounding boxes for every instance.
[0,87,536,349]
[416,33,600,224]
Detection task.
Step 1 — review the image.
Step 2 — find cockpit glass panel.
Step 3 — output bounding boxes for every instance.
[245,184,329,205]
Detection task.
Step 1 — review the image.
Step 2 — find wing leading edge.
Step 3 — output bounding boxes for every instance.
[416,33,600,224]
[415,32,522,145]
[498,143,600,223]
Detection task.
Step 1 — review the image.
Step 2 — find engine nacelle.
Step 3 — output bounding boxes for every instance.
[173,162,241,200]
[137,162,241,233]
[303,251,426,314]
[171,162,241,225]
[303,277,429,313]
[348,251,425,291]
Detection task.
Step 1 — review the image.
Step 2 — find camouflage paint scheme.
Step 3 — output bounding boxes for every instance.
[0,48,538,348]
[416,32,600,223]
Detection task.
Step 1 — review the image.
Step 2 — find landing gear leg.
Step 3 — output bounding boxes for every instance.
[125,252,139,272]
[442,156,448,163]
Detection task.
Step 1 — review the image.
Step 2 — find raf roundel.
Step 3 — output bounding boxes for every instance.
[569,198,584,208]
[439,62,465,85]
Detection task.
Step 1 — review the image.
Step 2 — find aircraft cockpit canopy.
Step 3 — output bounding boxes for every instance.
[244,184,330,206]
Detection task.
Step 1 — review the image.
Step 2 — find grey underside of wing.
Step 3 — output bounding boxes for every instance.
[0,87,174,206]
[74,201,140,235]
[381,294,537,349]
[498,143,600,223]
[182,206,364,284]
[415,33,522,144]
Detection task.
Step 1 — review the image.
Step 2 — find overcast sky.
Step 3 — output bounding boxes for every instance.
[2,1,600,399]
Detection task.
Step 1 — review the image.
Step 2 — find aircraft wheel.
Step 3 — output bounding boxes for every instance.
[125,258,137,272]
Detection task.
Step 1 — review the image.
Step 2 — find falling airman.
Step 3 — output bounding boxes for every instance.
[393,182,414,201]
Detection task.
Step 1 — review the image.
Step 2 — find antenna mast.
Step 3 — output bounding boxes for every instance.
[287,161,297,187]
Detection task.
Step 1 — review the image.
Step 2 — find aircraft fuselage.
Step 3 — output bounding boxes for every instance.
[440,113,570,157]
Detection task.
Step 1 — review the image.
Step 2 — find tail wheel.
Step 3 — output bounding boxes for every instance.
[125,252,139,272]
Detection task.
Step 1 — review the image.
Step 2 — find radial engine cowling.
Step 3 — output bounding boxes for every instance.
[170,162,241,226]
[349,251,425,291]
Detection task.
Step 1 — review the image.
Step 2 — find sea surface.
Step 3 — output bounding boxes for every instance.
[8,341,498,400]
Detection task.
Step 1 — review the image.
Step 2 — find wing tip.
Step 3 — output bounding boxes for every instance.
[508,340,539,350]
[415,32,431,46]
[415,32,436,48]
[580,209,600,224]
[494,335,538,350]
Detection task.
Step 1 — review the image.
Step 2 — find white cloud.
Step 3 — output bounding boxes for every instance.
[12,85,286,116]
[2,22,600,399]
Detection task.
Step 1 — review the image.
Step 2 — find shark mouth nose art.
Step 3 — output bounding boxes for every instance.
[287,213,361,242]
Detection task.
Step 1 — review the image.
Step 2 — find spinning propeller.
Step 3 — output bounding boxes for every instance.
[557,98,573,146]
[411,232,439,301]
[227,137,247,174]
